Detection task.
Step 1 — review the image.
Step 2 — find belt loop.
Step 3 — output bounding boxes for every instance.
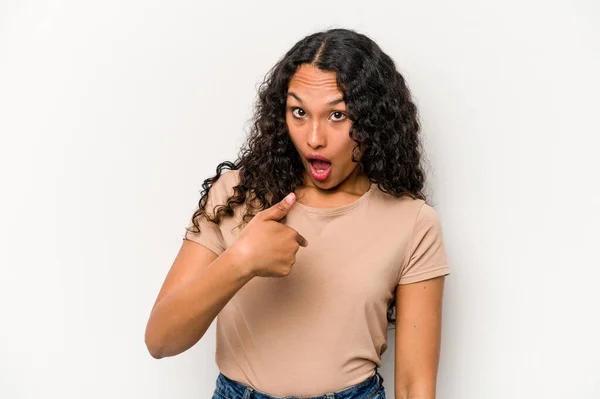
[324,393,335,398]
[242,386,254,399]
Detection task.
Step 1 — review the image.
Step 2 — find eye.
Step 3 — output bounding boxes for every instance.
[331,111,347,122]
[289,107,347,122]
[291,107,306,119]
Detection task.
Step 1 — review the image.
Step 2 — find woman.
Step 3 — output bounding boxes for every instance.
[145,28,450,399]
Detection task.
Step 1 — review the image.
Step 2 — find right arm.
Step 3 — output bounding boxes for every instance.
[144,239,253,359]
[145,191,307,359]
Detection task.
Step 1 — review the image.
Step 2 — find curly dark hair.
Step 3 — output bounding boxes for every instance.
[186,28,429,326]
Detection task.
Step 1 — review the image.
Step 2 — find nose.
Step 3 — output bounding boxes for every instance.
[307,119,326,149]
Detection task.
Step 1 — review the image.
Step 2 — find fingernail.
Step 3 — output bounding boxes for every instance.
[285,193,294,204]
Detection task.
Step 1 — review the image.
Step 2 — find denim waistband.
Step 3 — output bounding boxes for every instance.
[214,369,384,399]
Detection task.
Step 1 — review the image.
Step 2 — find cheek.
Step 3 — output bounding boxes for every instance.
[341,139,358,157]
[285,120,298,142]
[337,142,360,169]
[286,129,301,148]
[285,115,300,136]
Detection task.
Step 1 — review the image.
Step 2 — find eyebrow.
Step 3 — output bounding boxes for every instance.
[287,91,345,106]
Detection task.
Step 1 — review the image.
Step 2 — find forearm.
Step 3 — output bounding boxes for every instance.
[145,246,253,358]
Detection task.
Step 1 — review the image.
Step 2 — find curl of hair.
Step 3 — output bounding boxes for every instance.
[186,28,430,326]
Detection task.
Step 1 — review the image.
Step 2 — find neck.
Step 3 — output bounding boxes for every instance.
[302,171,370,197]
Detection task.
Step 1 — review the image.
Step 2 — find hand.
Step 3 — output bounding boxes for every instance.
[232,192,308,278]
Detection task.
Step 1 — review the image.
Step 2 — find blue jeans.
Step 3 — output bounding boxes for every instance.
[211,369,386,399]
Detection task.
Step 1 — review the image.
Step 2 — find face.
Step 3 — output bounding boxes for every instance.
[285,64,364,191]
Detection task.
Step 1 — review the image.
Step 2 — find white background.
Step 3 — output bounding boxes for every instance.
[1,1,599,398]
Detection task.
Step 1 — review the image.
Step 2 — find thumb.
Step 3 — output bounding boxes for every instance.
[262,192,296,221]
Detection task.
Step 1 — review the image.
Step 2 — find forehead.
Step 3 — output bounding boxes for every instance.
[287,64,342,98]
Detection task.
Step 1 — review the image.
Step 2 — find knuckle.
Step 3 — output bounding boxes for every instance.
[298,234,305,244]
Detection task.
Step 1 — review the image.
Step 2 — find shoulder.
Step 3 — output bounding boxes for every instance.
[394,198,443,234]
[202,169,242,213]
[208,169,242,196]
[409,201,445,244]
[372,186,427,217]
[415,201,441,224]
[372,189,444,233]
[215,168,241,185]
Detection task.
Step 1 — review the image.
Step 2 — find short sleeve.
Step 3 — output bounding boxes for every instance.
[182,173,231,256]
[398,202,450,285]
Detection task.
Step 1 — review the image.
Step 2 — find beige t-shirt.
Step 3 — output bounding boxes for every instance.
[184,169,450,397]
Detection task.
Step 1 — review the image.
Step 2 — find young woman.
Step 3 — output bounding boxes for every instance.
[145,28,451,399]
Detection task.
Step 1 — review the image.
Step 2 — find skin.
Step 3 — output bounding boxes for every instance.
[394,276,445,398]
[285,63,371,207]
[147,63,445,398]
[286,64,446,398]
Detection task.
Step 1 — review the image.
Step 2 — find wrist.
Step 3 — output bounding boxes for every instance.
[225,242,256,281]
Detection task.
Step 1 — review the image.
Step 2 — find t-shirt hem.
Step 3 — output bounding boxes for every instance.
[398,265,450,285]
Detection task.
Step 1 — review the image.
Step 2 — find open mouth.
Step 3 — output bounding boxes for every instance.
[308,159,332,180]
[309,159,332,172]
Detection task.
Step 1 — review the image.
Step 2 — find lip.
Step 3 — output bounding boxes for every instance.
[309,159,332,181]
[306,154,331,163]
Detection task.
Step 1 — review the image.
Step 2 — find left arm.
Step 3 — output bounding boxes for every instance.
[394,275,446,399]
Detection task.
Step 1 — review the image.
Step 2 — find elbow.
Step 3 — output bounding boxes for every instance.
[144,318,166,359]
[395,381,437,399]
[145,333,165,359]
[146,344,164,360]
[144,306,208,359]
[148,348,164,360]
[144,322,196,359]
